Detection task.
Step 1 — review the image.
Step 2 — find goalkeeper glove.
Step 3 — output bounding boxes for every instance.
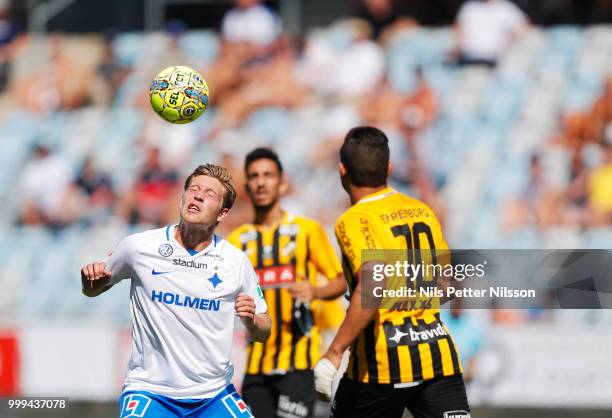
[314,357,338,400]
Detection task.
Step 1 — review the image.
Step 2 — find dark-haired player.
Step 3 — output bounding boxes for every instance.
[314,127,470,418]
[227,148,347,418]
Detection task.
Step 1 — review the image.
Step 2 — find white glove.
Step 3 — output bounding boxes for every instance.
[314,358,338,400]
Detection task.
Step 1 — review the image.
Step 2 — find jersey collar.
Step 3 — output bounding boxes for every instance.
[251,211,290,231]
[166,224,218,257]
[357,187,397,205]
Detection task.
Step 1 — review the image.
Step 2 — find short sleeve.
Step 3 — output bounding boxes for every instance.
[103,236,134,285]
[430,214,449,251]
[308,222,342,280]
[239,255,268,314]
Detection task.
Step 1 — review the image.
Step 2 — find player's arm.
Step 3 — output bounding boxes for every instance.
[290,272,346,302]
[314,261,379,399]
[312,275,346,300]
[81,262,113,297]
[319,261,378,366]
[81,236,133,297]
[235,296,271,342]
[289,222,347,302]
[314,213,382,398]
[237,254,271,342]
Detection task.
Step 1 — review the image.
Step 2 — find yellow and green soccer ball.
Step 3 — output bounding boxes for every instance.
[149,65,209,124]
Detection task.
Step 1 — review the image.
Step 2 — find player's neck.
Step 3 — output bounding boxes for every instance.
[253,204,284,228]
[175,221,215,252]
[349,184,388,205]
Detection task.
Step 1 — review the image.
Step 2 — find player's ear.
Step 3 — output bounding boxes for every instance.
[279,176,289,196]
[387,162,393,178]
[216,207,230,223]
[338,162,347,177]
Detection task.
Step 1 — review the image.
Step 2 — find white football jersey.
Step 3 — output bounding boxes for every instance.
[104,225,267,399]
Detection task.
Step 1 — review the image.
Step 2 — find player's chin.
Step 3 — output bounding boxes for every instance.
[182,213,212,226]
[253,198,276,210]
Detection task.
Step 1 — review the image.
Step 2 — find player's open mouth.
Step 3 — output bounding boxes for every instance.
[187,204,201,213]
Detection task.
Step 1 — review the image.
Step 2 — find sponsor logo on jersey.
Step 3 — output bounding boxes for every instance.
[443,411,471,418]
[172,259,208,269]
[278,224,299,236]
[121,394,151,418]
[278,394,309,417]
[152,269,170,276]
[255,265,296,289]
[151,290,220,311]
[158,244,173,257]
[386,322,448,347]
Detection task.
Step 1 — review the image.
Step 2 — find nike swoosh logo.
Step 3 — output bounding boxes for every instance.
[152,269,170,276]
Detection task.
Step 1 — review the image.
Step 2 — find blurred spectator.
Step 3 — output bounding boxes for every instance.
[92,35,130,106]
[299,19,384,98]
[502,154,549,230]
[213,37,309,131]
[18,145,75,228]
[400,68,439,135]
[588,139,612,225]
[0,3,18,92]
[453,0,529,67]
[355,0,400,39]
[74,157,116,224]
[583,78,612,145]
[354,0,416,41]
[123,147,180,227]
[221,0,281,47]
[12,36,92,111]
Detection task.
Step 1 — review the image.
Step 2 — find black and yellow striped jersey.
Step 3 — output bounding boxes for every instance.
[227,212,343,375]
[335,187,462,384]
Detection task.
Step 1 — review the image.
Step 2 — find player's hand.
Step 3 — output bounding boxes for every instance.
[81,262,112,291]
[314,352,341,400]
[235,294,256,322]
[289,281,314,303]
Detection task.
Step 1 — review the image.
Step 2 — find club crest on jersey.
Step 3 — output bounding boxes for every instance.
[262,245,273,261]
[121,394,151,418]
[207,272,224,291]
[158,244,173,257]
[221,393,253,418]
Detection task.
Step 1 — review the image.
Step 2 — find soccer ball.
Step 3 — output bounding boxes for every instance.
[149,65,209,124]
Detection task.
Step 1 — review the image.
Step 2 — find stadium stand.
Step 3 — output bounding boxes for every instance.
[0,20,611,322]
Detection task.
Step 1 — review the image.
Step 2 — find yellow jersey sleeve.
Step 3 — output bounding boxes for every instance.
[225,227,243,249]
[308,221,342,280]
[429,211,449,251]
[335,211,380,277]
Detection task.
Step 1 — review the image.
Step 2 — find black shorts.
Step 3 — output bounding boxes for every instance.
[242,370,315,418]
[331,374,470,418]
